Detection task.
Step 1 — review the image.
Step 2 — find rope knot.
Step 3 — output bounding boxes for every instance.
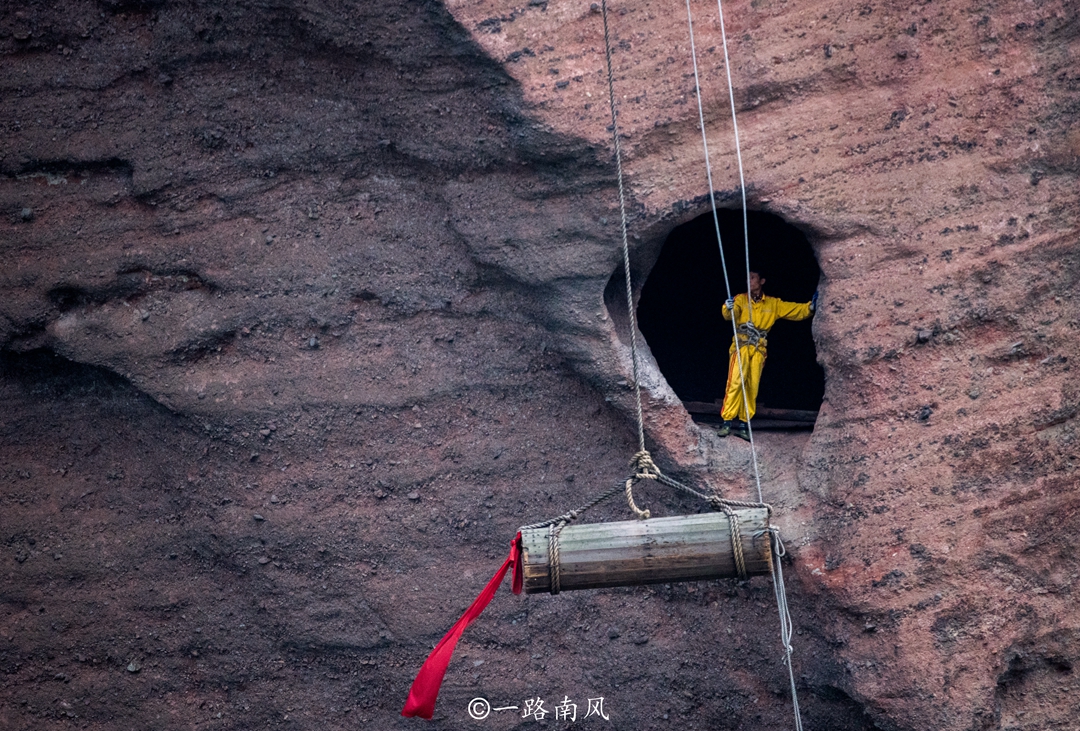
[623,476,651,520]
[630,450,661,480]
[769,526,786,558]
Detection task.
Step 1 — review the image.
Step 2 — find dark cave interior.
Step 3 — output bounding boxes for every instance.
[638,209,825,413]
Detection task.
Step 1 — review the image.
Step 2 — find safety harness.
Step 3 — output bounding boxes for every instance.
[736,321,769,348]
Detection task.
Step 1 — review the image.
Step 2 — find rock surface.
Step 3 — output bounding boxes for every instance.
[1,1,1078,730]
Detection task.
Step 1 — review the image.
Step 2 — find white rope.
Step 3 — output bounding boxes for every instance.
[683,0,735,305]
[683,0,762,503]
[714,0,764,505]
[716,0,753,323]
[684,0,805,728]
[770,529,803,731]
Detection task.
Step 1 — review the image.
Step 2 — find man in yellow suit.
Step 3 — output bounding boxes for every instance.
[718,271,817,440]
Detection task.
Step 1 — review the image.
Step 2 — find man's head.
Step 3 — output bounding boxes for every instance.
[748,271,765,299]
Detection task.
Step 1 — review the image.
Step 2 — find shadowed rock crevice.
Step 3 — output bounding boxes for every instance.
[48,268,214,313]
[996,630,1080,730]
[0,347,175,415]
[802,680,879,731]
[5,157,133,179]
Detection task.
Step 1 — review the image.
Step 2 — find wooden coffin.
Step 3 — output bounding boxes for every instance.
[519,509,773,594]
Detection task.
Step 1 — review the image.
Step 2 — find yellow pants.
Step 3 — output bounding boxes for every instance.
[720,343,766,423]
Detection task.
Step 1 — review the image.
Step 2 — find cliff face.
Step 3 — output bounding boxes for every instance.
[1,1,1078,730]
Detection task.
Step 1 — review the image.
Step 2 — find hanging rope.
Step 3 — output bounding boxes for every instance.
[714,0,768,503]
[602,0,647,458]
[768,528,802,731]
[682,0,804,727]
[715,0,754,319]
[683,0,764,504]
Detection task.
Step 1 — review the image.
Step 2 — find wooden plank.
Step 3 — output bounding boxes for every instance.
[682,401,818,423]
[753,406,818,422]
[683,400,723,416]
[748,419,813,429]
[689,413,814,430]
[520,509,773,594]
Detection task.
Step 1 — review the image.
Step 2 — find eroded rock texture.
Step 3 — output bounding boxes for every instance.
[1,0,1078,729]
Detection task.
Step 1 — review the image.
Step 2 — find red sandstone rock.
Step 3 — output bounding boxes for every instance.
[1,1,1077,730]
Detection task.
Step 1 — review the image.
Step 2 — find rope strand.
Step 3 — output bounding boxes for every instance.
[684,0,804,726]
[715,0,764,506]
[770,528,803,731]
[602,0,647,456]
[683,0,763,503]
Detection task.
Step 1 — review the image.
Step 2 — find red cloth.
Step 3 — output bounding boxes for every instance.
[401,532,523,720]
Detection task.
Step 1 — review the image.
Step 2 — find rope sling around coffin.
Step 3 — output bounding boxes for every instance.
[403,1,803,725]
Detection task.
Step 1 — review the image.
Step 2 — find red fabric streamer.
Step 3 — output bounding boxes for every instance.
[401,532,523,720]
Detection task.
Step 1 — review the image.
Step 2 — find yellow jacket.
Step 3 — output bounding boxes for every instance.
[721,293,812,351]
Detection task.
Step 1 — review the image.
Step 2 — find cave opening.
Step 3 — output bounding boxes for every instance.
[638,209,824,426]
